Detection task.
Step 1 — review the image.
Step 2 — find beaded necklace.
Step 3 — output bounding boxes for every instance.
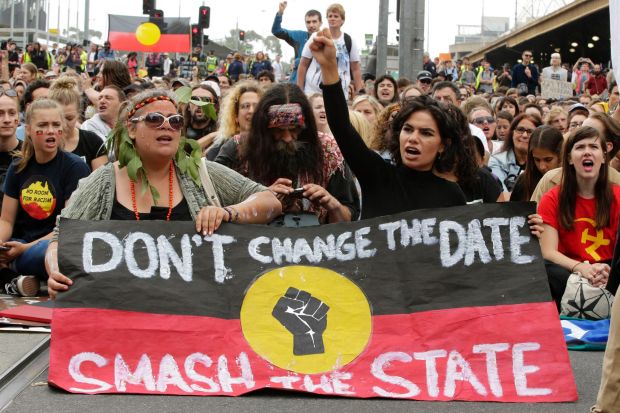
[130,161,174,221]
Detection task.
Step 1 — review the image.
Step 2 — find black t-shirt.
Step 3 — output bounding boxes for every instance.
[461,168,503,204]
[4,151,90,242]
[321,81,466,219]
[0,141,22,206]
[111,197,192,221]
[73,129,107,170]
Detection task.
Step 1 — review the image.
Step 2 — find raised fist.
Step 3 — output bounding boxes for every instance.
[272,287,329,355]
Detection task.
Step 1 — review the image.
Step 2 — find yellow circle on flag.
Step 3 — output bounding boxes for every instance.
[240,266,372,374]
[135,22,161,46]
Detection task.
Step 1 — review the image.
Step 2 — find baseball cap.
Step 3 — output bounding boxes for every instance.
[568,103,589,115]
[171,78,190,88]
[417,70,432,81]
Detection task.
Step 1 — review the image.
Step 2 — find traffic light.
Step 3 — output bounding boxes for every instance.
[199,6,210,29]
[239,30,245,41]
[143,0,155,14]
[396,29,399,42]
[191,24,203,48]
[150,9,164,30]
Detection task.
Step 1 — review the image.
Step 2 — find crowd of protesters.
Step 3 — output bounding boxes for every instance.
[0,2,620,410]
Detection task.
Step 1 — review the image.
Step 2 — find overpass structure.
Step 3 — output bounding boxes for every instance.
[466,0,609,67]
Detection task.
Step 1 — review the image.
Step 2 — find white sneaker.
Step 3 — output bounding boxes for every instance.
[4,276,39,297]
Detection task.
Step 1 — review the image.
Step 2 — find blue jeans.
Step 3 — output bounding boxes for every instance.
[10,239,49,280]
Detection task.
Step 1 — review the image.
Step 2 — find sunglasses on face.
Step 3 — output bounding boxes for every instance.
[523,54,532,57]
[473,116,496,125]
[419,79,432,84]
[191,95,212,103]
[0,89,18,97]
[131,112,184,131]
[515,126,535,135]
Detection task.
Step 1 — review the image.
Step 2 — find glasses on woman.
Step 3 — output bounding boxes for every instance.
[473,116,496,126]
[515,126,535,135]
[0,89,18,98]
[131,112,184,131]
[569,121,584,129]
[191,96,212,103]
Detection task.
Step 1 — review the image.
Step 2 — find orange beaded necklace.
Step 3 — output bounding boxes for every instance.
[129,161,174,221]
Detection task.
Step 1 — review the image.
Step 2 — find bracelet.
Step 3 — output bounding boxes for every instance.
[571,262,582,273]
[222,207,233,223]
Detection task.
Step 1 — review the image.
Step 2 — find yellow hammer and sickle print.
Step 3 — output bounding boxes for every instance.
[575,218,610,261]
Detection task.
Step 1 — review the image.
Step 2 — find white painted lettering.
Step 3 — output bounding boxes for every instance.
[124,232,158,279]
[464,219,492,266]
[354,227,377,259]
[157,235,193,282]
[217,352,255,392]
[421,218,439,245]
[270,375,301,389]
[204,234,236,283]
[413,349,447,397]
[248,236,272,264]
[303,374,334,393]
[439,221,466,267]
[156,354,192,393]
[114,353,156,392]
[68,352,112,393]
[483,218,509,260]
[512,342,552,396]
[509,217,535,264]
[271,238,293,265]
[378,221,400,250]
[444,350,487,397]
[473,343,509,397]
[184,352,220,393]
[83,232,123,273]
[371,352,420,398]
[400,219,422,247]
[335,231,356,261]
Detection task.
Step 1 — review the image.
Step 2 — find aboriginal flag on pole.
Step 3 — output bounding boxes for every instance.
[108,15,190,53]
[49,203,577,402]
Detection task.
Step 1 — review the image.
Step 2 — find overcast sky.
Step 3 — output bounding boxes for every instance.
[44,0,533,59]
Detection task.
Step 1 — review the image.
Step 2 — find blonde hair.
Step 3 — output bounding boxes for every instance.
[49,76,81,108]
[215,80,262,145]
[349,110,372,147]
[327,3,345,19]
[545,106,568,125]
[352,95,382,119]
[16,99,64,172]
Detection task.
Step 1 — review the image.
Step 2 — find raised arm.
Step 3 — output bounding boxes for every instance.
[309,28,386,181]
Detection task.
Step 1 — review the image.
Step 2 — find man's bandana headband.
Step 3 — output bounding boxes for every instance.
[267,103,305,129]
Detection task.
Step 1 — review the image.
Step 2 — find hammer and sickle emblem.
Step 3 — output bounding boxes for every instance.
[575,218,610,261]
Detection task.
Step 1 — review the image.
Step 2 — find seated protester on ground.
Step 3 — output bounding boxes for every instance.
[370,102,401,163]
[494,110,514,153]
[538,126,620,309]
[215,83,359,225]
[0,99,90,297]
[49,76,108,171]
[438,104,504,204]
[523,102,544,119]
[467,105,497,155]
[489,113,542,193]
[307,28,466,219]
[80,85,126,141]
[531,112,620,203]
[373,75,399,107]
[494,96,519,118]
[352,94,382,130]
[46,89,281,299]
[545,106,568,135]
[510,125,563,202]
[181,84,219,151]
[0,89,23,209]
[205,81,262,161]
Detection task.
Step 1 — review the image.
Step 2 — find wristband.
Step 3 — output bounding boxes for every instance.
[571,262,583,273]
[222,207,233,223]
[224,206,239,222]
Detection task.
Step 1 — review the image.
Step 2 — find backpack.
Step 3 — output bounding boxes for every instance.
[308,33,353,81]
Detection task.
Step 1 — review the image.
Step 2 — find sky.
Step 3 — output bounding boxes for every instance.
[43,0,531,60]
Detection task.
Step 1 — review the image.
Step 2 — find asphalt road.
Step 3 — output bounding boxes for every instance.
[4,350,603,413]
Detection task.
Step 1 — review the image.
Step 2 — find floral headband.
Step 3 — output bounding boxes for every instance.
[267,103,305,129]
[127,95,174,119]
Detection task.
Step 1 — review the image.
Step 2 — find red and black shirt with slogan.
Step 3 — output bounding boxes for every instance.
[3,150,90,242]
[538,184,620,263]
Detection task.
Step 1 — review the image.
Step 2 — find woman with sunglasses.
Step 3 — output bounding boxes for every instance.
[488,113,542,193]
[46,89,281,298]
[0,99,90,296]
[538,126,620,309]
[467,106,497,154]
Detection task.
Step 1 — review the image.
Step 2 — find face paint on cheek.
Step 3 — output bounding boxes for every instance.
[35,130,44,136]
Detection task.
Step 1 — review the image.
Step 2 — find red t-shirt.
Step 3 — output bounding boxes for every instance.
[538,185,620,263]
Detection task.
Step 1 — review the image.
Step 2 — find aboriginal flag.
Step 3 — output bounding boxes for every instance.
[49,203,577,402]
[108,15,190,53]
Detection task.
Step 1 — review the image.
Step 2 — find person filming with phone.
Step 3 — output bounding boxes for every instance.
[215,83,359,225]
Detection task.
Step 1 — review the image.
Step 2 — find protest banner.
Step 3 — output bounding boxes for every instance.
[48,203,576,402]
[541,78,573,99]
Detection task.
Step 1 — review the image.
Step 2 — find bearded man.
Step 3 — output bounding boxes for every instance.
[214,83,359,225]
